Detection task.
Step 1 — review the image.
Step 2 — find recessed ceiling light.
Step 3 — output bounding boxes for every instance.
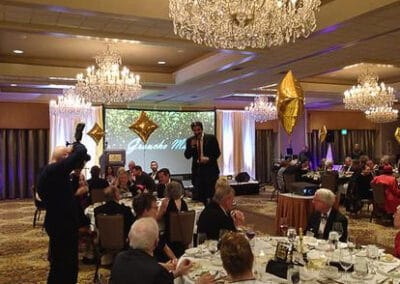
[158,61,166,65]
[10,84,17,87]
[13,49,24,54]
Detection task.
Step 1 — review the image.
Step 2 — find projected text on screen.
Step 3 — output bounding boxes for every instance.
[105,109,215,175]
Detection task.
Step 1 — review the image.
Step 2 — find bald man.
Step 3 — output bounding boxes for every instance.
[38,143,89,284]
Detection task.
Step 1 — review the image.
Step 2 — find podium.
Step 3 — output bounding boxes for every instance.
[99,150,126,174]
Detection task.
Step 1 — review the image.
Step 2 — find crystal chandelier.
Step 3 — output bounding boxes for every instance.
[49,88,92,116]
[75,45,141,104]
[169,0,321,50]
[343,69,396,111]
[245,95,277,122]
[365,105,398,124]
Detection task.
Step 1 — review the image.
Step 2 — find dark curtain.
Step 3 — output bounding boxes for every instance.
[0,129,48,200]
[255,129,274,183]
[308,129,376,166]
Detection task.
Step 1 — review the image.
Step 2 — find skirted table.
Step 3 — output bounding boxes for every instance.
[275,193,314,235]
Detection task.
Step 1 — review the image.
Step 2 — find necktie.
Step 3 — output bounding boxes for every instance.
[197,138,202,162]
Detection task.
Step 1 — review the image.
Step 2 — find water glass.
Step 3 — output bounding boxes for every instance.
[287,266,300,284]
[279,217,289,236]
[332,222,344,239]
[328,231,339,249]
[354,256,368,278]
[339,249,354,282]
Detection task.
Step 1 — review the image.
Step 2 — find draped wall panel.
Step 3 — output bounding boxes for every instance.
[309,129,376,166]
[255,129,274,183]
[0,129,48,199]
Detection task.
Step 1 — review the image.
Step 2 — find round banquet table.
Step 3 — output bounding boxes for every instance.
[275,193,314,235]
[175,236,400,284]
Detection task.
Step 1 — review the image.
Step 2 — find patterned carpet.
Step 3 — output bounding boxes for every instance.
[0,192,398,283]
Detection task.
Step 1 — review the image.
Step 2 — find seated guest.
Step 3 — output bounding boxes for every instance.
[340,157,354,174]
[357,163,373,200]
[157,168,184,198]
[306,188,348,242]
[132,165,156,193]
[325,160,334,172]
[284,159,302,181]
[110,217,193,284]
[158,181,188,257]
[115,171,136,196]
[371,165,400,214]
[394,205,400,258]
[317,158,327,172]
[149,160,159,180]
[276,160,289,192]
[105,165,116,185]
[133,193,177,263]
[87,165,109,197]
[126,160,136,181]
[366,159,379,177]
[197,178,245,240]
[220,232,259,283]
[94,186,135,242]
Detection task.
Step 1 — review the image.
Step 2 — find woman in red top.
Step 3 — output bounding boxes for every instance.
[394,205,400,257]
[371,165,400,214]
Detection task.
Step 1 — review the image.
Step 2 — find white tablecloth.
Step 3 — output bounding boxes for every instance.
[175,236,400,284]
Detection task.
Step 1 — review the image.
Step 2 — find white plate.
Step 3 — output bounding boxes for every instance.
[379,254,397,263]
[319,270,341,280]
[185,247,200,256]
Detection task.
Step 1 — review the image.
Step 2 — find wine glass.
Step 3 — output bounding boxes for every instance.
[339,249,353,282]
[332,222,344,240]
[208,240,218,255]
[279,217,289,236]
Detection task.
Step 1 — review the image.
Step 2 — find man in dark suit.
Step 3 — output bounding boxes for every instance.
[156,168,184,198]
[131,165,156,193]
[87,165,109,200]
[94,186,134,242]
[111,217,193,284]
[306,188,348,242]
[197,178,245,240]
[37,143,89,284]
[184,121,221,204]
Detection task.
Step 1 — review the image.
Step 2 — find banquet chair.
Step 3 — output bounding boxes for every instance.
[320,171,338,192]
[31,185,46,228]
[94,214,125,283]
[283,173,296,193]
[91,188,107,204]
[370,183,387,222]
[168,210,196,247]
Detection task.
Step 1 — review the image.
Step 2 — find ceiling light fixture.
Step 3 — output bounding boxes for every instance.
[49,88,92,117]
[245,95,277,122]
[13,49,24,54]
[158,61,166,65]
[343,68,396,112]
[365,105,398,124]
[75,44,142,104]
[169,0,321,50]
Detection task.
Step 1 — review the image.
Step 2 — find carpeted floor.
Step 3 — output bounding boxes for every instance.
[0,190,398,283]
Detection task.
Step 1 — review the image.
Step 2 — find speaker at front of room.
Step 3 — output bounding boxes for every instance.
[326,130,335,143]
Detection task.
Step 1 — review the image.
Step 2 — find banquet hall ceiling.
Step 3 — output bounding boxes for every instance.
[0,0,399,110]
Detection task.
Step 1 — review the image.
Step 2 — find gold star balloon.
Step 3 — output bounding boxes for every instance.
[87,122,104,145]
[319,125,327,143]
[129,111,158,144]
[276,70,304,136]
[395,127,400,144]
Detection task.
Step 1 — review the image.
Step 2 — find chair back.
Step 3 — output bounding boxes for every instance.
[321,172,338,192]
[91,188,107,204]
[283,173,296,193]
[168,210,195,245]
[371,183,386,206]
[31,185,45,209]
[96,214,125,250]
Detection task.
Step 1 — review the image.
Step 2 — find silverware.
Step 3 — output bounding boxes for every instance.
[387,264,400,273]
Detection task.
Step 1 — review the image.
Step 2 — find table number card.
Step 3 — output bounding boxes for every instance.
[275,241,291,262]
